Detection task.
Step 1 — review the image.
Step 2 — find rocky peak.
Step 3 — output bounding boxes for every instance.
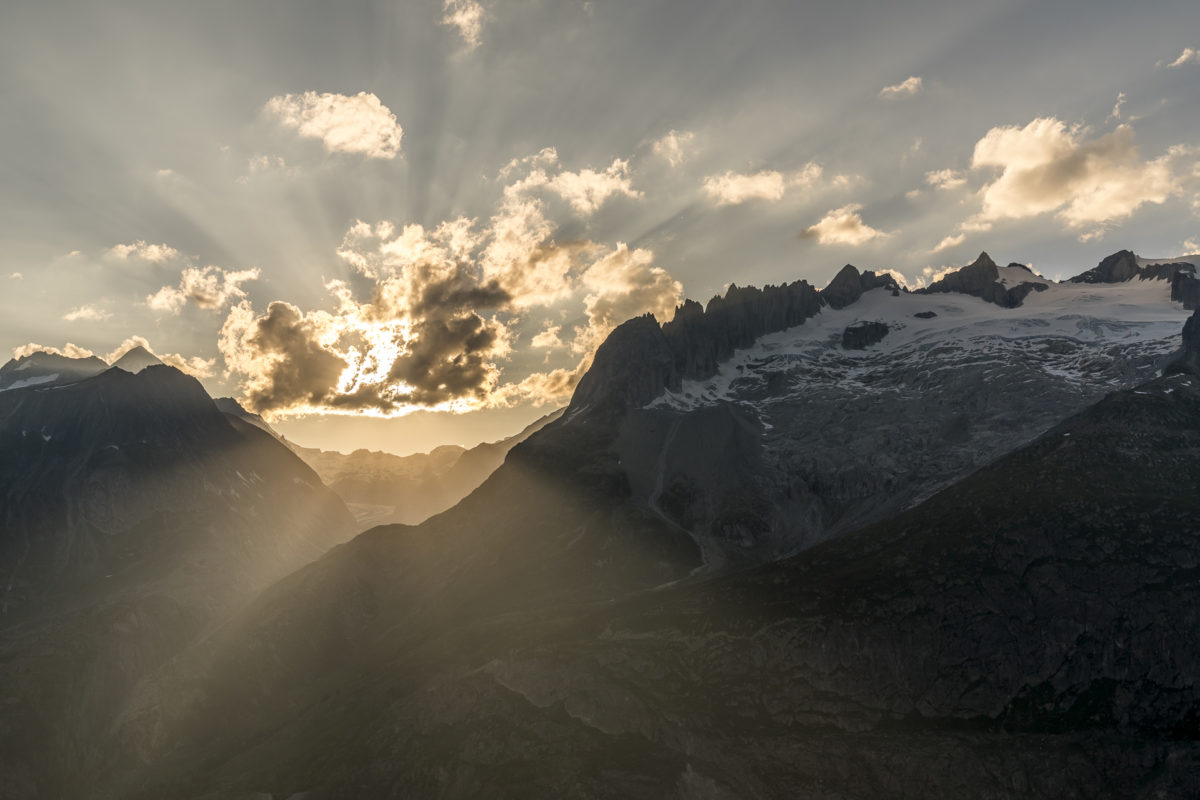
[1068,249,1140,284]
[918,251,1046,308]
[567,314,678,418]
[821,264,898,310]
[110,345,164,373]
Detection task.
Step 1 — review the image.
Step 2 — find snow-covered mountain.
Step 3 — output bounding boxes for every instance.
[607,251,1195,567]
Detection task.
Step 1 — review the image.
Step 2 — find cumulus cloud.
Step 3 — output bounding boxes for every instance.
[879,76,923,98]
[651,129,696,167]
[147,266,261,313]
[12,342,95,359]
[572,243,683,355]
[925,168,967,190]
[63,304,112,322]
[9,272,22,280]
[107,240,181,263]
[545,159,641,214]
[221,146,682,417]
[1166,48,1199,67]
[802,203,890,246]
[702,163,823,205]
[265,91,403,159]
[968,117,1182,236]
[1184,237,1199,254]
[441,0,485,49]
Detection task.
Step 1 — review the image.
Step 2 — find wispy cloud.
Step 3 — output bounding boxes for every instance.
[63,304,112,322]
[651,129,696,167]
[879,76,923,98]
[1164,47,1199,68]
[265,91,403,159]
[925,168,966,190]
[441,0,485,50]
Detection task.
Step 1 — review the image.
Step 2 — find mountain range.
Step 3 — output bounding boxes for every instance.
[3,249,1200,798]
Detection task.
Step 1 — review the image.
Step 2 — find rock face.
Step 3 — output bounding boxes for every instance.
[0,365,354,798]
[821,264,897,310]
[841,320,889,349]
[918,252,1049,308]
[1165,308,1200,375]
[1070,249,1142,283]
[661,280,824,383]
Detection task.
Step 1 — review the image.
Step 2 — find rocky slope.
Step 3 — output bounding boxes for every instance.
[94,311,1200,799]
[0,362,354,798]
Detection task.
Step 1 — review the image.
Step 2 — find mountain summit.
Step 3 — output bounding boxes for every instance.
[109,344,164,373]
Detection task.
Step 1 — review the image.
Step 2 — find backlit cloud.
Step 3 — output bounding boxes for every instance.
[968,117,1182,235]
[802,203,890,246]
[107,240,181,263]
[879,76,923,97]
[1166,48,1199,67]
[925,168,966,190]
[441,0,485,49]
[63,304,112,322]
[651,129,696,167]
[702,163,823,205]
[147,266,261,314]
[930,233,966,253]
[221,146,682,418]
[265,91,403,159]
[12,342,95,360]
[573,243,683,355]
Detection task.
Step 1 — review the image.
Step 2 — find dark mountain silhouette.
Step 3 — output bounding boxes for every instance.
[0,363,354,797]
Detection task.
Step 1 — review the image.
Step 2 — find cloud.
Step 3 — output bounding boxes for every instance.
[925,168,966,191]
[106,336,216,378]
[441,0,485,49]
[1108,92,1126,121]
[63,304,112,322]
[573,243,682,355]
[531,324,564,349]
[802,203,890,246]
[930,233,966,253]
[968,117,1182,235]
[651,129,696,167]
[12,342,95,360]
[1184,237,1199,254]
[545,159,641,214]
[222,146,683,417]
[107,240,181,263]
[147,265,261,313]
[702,163,823,205]
[265,91,403,160]
[8,272,22,280]
[1166,48,1199,68]
[879,76,923,98]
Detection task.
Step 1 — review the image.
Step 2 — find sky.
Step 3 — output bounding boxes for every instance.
[2,0,1199,454]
